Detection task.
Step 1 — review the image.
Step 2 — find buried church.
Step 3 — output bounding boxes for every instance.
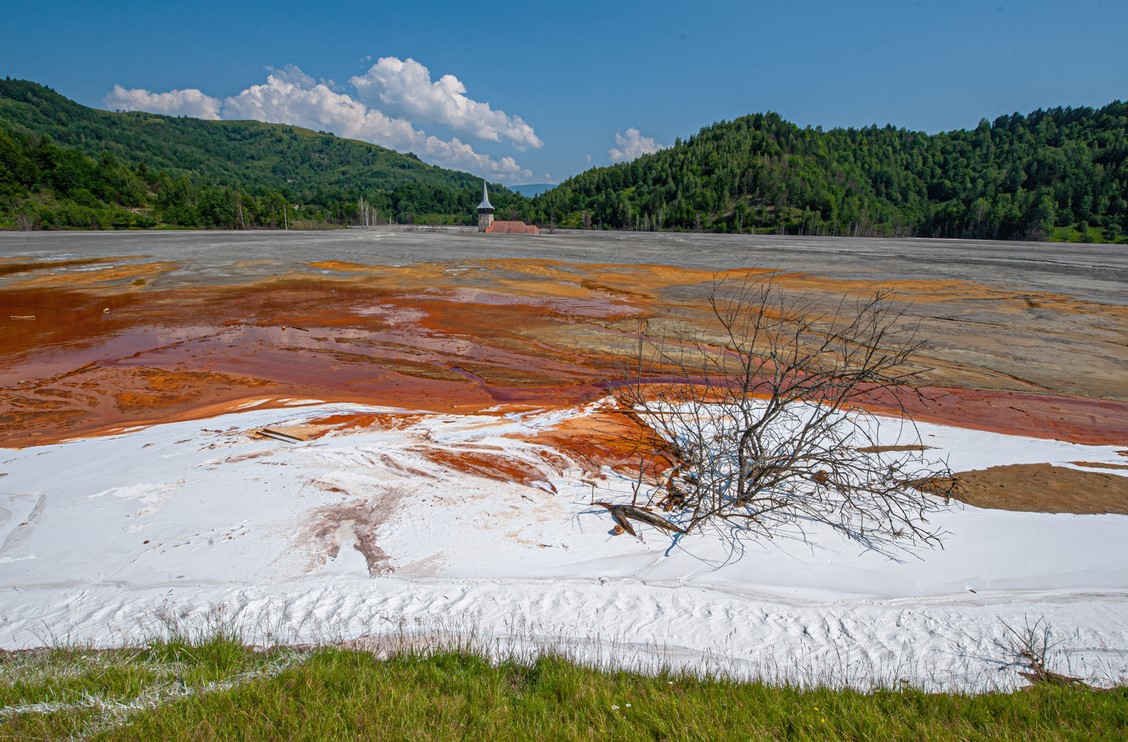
[477,181,539,234]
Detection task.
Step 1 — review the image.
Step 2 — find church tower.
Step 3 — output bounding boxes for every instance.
[477,180,495,232]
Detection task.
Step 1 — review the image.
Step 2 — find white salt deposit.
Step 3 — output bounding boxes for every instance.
[1,401,1125,690]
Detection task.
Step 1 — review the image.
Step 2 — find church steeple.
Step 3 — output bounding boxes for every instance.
[478,180,494,211]
[477,179,495,231]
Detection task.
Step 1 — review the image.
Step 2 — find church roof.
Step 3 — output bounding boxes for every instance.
[477,180,494,211]
[486,221,539,234]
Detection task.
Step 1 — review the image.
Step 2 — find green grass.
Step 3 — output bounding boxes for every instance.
[0,635,302,738]
[3,641,1125,740]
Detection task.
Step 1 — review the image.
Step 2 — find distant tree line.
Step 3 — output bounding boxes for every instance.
[4,78,1124,242]
[532,103,1128,243]
[0,79,524,230]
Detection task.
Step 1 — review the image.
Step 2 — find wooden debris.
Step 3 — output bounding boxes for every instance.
[856,444,929,453]
[255,427,305,444]
[253,422,340,443]
[594,502,685,536]
[597,504,637,537]
[9,315,36,320]
[621,504,687,534]
[1018,667,1089,688]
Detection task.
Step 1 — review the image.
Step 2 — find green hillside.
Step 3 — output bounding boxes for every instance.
[5,79,1125,241]
[0,79,524,229]
[533,104,1128,243]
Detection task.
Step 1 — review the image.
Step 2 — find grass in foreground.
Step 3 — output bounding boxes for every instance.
[2,643,1126,740]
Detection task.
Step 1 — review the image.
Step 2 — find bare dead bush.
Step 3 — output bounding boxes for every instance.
[611,276,950,550]
[15,208,36,231]
[995,616,1089,687]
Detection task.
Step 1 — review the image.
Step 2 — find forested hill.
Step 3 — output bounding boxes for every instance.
[534,104,1128,243]
[4,78,1125,241]
[0,79,524,229]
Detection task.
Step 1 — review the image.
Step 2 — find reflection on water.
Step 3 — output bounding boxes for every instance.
[0,288,142,368]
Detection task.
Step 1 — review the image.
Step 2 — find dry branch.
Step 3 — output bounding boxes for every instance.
[608,275,949,551]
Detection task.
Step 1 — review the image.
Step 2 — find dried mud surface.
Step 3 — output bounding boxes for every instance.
[945,463,1128,515]
[2,232,1125,469]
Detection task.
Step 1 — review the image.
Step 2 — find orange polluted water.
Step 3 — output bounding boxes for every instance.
[1,257,1126,448]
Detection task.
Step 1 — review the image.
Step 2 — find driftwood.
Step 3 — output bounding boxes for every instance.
[593,502,686,536]
[255,427,304,444]
[1018,667,1089,688]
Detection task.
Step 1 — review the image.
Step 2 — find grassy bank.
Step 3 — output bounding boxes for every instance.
[3,638,1125,739]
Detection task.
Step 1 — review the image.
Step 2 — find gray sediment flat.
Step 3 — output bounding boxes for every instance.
[1,228,1125,306]
[1,228,1126,412]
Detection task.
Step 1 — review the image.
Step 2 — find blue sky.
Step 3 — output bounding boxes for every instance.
[2,0,1125,184]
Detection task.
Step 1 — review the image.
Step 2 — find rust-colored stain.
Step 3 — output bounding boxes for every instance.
[248,411,430,443]
[0,287,144,366]
[1069,460,1128,471]
[1,256,1126,450]
[299,412,426,436]
[4,260,177,289]
[0,257,119,277]
[304,488,408,576]
[113,367,273,412]
[898,387,1128,447]
[414,447,554,491]
[1071,461,1128,471]
[524,409,677,479]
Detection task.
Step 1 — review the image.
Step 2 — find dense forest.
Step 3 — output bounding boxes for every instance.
[0,79,525,229]
[532,104,1128,243]
[2,78,1126,242]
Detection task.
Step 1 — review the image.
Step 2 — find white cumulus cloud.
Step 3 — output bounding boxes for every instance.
[222,67,412,144]
[105,63,533,182]
[103,85,222,120]
[221,66,531,180]
[608,127,664,162]
[351,57,543,150]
